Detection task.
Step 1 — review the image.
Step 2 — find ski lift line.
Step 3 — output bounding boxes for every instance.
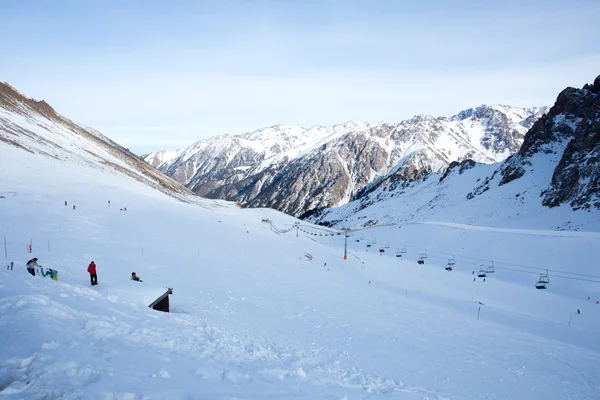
[295,224,600,281]
[388,241,600,280]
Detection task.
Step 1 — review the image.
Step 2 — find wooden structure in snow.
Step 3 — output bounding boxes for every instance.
[148,288,173,312]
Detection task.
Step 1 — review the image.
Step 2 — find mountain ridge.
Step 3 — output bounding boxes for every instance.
[146,104,548,217]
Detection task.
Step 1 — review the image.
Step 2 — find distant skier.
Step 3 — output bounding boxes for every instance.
[483,278,486,282]
[472,271,474,275]
[87,261,98,286]
[130,272,142,282]
[73,205,76,210]
[26,257,39,276]
[108,200,110,207]
[124,207,127,211]
[577,309,580,314]
[64,201,67,206]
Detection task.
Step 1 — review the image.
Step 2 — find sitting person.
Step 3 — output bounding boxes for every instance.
[41,268,58,280]
[130,272,143,282]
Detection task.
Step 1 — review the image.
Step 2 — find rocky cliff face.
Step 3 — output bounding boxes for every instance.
[468,76,600,211]
[146,105,547,217]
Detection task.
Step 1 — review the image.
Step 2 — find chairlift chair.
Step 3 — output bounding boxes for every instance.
[448,257,456,266]
[477,267,487,278]
[486,263,495,274]
[401,246,407,254]
[419,252,428,259]
[396,248,402,258]
[385,242,390,249]
[539,270,550,284]
[535,279,547,289]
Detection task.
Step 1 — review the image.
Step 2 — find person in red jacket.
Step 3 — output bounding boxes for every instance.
[87,261,97,286]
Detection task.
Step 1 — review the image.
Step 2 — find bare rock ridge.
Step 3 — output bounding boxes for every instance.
[0,82,193,201]
[470,75,600,210]
[147,106,547,217]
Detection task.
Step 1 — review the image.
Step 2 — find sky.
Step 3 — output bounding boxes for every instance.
[1,0,599,155]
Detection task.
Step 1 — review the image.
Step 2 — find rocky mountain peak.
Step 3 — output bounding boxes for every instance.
[470,75,600,211]
[146,105,546,217]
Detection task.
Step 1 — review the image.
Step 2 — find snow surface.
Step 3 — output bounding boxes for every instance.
[2,135,600,399]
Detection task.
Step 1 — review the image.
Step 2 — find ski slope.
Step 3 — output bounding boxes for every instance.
[1,144,600,399]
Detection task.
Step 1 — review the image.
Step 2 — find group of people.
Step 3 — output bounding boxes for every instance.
[23,258,142,285]
[26,258,57,280]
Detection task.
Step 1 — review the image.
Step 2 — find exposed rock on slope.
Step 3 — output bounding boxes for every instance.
[471,75,600,210]
[147,106,547,217]
[0,82,194,202]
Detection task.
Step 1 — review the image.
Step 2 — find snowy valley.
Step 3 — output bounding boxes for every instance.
[1,79,600,399]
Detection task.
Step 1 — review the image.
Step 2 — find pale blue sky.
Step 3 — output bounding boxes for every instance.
[1,0,599,154]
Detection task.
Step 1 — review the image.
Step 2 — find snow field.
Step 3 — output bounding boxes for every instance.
[1,145,600,399]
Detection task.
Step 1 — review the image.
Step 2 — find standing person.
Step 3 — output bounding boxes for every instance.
[108,200,110,207]
[87,261,98,286]
[64,201,67,206]
[26,258,39,276]
[73,205,76,210]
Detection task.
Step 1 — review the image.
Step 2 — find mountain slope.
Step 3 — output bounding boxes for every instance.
[146,106,548,217]
[310,76,600,231]
[2,112,600,399]
[0,82,196,203]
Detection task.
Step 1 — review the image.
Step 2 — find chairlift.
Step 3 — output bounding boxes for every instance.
[401,246,407,254]
[419,252,428,260]
[477,267,487,278]
[486,262,495,274]
[385,242,390,249]
[396,248,403,258]
[379,248,385,253]
[366,243,372,248]
[447,257,456,266]
[535,276,547,289]
[539,270,550,285]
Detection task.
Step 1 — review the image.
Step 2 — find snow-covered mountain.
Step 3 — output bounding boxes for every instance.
[146,105,548,217]
[310,76,600,231]
[0,82,197,203]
